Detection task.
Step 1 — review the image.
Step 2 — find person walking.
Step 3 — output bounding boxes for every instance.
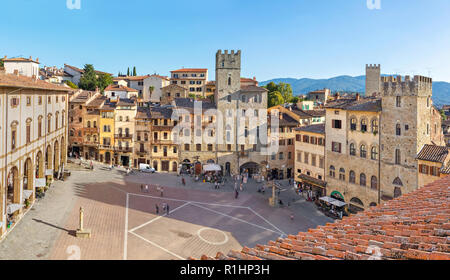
[140,184,144,192]
[155,204,159,214]
[166,204,170,215]
[240,182,243,192]
[145,185,149,193]
[182,177,186,186]
[160,187,164,197]
[235,190,239,199]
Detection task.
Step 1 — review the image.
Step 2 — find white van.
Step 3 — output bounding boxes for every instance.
[139,164,156,173]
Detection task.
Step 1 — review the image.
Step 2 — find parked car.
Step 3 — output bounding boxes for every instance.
[139,164,156,173]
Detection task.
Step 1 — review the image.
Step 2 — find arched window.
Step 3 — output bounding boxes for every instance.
[361,119,368,132]
[360,173,366,187]
[350,117,357,131]
[371,176,378,190]
[93,121,97,128]
[87,121,91,128]
[395,149,401,165]
[393,177,403,186]
[350,143,356,156]
[396,124,401,136]
[360,145,367,158]
[339,168,345,181]
[329,166,336,178]
[226,125,231,142]
[372,119,379,133]
[371,146,378,160]
[228,77,232,86]
[349,171,356,184]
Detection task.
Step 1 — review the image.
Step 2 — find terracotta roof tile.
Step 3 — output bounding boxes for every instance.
[0,72,72,92]
[417,144,449,163]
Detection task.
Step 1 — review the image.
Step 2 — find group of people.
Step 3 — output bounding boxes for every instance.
[140,184,164,197]
[155,203,170,215]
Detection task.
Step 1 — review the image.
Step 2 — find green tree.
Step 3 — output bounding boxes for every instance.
[0,58,4,68]
[133,67,137,76]
[290,96,300,104]
[97,73,113,92]
[127,67,130,76]
[278,82,293,104]
[64,80,78,89]
[268,91,284,107]
[264,82,278,93]
[79,64,98,91]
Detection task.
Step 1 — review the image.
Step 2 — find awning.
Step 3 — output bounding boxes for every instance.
[298,174,327,188]
[35,178,46,188]
[7,204,23,215]
[203,164,221,172]
[319,196,347,207]
[23,190,33,199]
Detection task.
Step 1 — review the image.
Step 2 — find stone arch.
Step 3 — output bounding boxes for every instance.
[360,117,369,132]
[36,150,44,178]
[349,197,365,213]
[7,166,20,205]
[349,142,356,156]
[393,177,403,186]
[46,144,53,170]
[54,140,60,172]
[349,115,357,130]
[23,158,34,191]
[240,162,260,176]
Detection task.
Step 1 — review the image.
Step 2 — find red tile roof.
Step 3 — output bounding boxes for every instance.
[0,72,72,92]
[104,84,138,92]
[171,68,208,73]
[3,57,40,64]
[417,144,449,163]
[198,175,450,260]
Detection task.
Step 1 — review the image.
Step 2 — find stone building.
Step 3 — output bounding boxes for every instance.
[294,124,326,196]
[113,99,137,167]
[170,68,208,98]
[214,50,268,177]
[0,70,70,238]
[98,100,116,164]
[323,65,445,211]
[160,84,188,105]
[68,90,98,157]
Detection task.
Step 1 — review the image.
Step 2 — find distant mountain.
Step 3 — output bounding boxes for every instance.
[260,76,450,108]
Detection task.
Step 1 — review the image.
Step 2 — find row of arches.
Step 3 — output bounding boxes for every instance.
[329,166,378,189]
[349,116,378,133]
[4,137,66,218]
[349,143,379,160]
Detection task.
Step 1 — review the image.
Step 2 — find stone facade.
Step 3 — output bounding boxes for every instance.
[0,71,70,238]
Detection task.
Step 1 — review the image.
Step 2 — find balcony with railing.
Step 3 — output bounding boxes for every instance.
[115,134,133,140]
[115,146,133,153]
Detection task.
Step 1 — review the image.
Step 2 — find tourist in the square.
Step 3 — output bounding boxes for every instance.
[166,204,170,215]
[160,187,164,197]
[155,204,159,214]
[145,185,149,193]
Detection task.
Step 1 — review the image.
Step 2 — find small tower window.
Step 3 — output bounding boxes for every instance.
[228,77,231,86]
[396,96,401,107]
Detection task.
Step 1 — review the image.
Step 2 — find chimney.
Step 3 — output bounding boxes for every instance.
[335,92,340,100]
[356,93,360,101]
[36,57,39,63]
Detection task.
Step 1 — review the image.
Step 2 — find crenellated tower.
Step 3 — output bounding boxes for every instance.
[380,75,434,198]
[365,64,381,96]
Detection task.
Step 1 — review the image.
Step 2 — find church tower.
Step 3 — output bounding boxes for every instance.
[366,64,381,96]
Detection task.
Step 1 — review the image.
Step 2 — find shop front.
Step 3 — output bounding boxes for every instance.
[297,174,327,202]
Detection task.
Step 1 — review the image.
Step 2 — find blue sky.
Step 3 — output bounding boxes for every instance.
[1,0,450,82]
